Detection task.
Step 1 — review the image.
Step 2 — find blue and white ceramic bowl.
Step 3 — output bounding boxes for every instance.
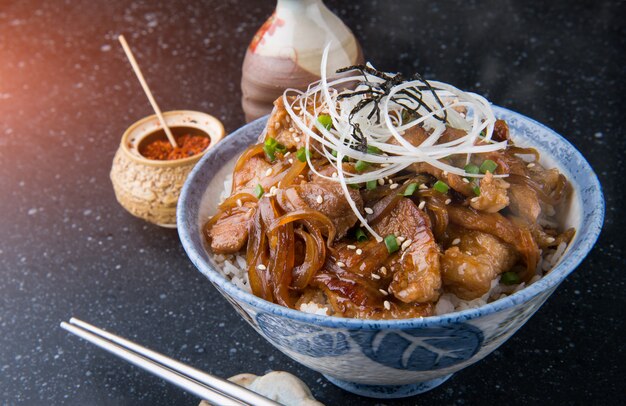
[177,107,604,399]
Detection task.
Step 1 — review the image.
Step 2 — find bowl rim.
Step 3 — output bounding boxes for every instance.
[178,106,604,330]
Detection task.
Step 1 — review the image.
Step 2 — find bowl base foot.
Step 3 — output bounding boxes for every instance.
[323,373,453,399]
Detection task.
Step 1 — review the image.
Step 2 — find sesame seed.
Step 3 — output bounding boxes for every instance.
[265,168,273,177]
[380,266,387,275]
[546,237,556,243]
[396,236,406,243]
[388,179,394,184]
[284,151,290,157]
[418,201,426,210]
[364,207,374,214]
[269,186,277,195]
[445,198,452,205]
[316,195,324,204]
[274,122,280,130]
[401,239,412,250]
[378,178,385,185]
[419,183,428,190]
[371,273,381,280]
[389,183,399,190]
[527,163,536,168]
[288,158,293,164]
[471,197,480,202]
[256,264,267,271]
[289,128,295,133]
[236,199,243,207]
[443,171,448,176]
[336,261,345,268]
[380,163,390,167]
[384,300,391,310]
[294,136,301,142]
[347,244,357,250]
[331,172,338,178]
[452,238,461,245]
[356,249,363,255]
[379,289,389,296]
[462,178,470,183]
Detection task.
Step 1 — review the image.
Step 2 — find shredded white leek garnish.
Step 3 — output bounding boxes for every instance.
[281,44,506,241]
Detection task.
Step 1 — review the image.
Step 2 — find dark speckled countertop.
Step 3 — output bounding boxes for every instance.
[0,1,624,404]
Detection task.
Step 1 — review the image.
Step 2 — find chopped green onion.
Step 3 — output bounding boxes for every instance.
[263,144,275,161]
[296,147,309,162]
[384,234,399,254]
[464,163,480,175]
[348,183,361,190]
[263,137,283,161]
[472,185,481,196]
[317,114,333,130]
[366,180,378,190]
[264,137,278,148]
[433,180,449,194]
[366,145,382,154]
[355,160,370,172]
[501,271,520,285]
[355,228,367,242]
[403,183,418,196]
[480,159,498,174]
[253,184,264,199]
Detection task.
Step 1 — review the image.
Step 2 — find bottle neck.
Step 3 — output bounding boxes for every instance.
[277,0,323,11]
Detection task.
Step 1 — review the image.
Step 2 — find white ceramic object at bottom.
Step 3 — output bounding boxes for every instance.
[177,107,604,398]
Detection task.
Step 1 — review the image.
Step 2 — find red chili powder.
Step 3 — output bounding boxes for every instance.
[140,134,210,161]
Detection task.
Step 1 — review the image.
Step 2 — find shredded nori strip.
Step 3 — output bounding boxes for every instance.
[335,64,448,152]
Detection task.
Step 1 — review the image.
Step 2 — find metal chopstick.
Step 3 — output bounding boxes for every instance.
[60,318,281,406]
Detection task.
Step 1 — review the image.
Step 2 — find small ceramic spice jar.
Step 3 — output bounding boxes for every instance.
[110,110,224,227]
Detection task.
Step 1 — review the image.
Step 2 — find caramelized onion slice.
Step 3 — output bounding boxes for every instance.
[292,229,324,290]
[268,209,337,246]
[218,192,257,211]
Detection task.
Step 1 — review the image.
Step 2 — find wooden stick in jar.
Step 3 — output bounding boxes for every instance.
[118,35,178,148]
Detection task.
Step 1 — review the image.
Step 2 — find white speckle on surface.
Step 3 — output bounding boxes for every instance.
[27,208,37,215]
[594,131,603,138]
[83,209,92,216]
[100,44,111,52]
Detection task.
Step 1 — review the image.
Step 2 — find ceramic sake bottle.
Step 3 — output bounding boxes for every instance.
[241,0,363,122]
